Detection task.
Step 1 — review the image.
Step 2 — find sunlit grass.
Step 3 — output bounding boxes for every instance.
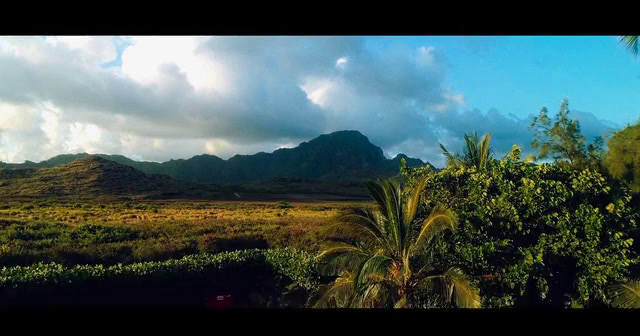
[0,199,372,267]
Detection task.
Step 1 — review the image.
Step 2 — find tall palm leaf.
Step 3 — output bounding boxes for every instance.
[415,267,482,308]
[439,144,464,168]
[608,280,640,308]
[464,132,493,171]
[620,36,639,58]
[440,132,493,171]
[312,176,480,308]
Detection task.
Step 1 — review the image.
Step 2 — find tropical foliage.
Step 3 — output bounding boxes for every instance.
[603,121,640,193]
[530,98,605,171]
[401,150,638,308]
[312,177,481,308]
[608,280,640,308]
[439,132,494,172]
[0,248,320,307]
[620,36,639,58]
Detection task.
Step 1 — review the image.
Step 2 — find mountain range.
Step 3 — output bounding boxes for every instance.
[0,130,432,185]
[0,155,216,200]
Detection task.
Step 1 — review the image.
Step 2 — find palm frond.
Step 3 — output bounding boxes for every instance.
[317,241,370,276]
[620,36,640,58]
[608,280,640,308]
[365,179,404,255]
[355,255,393,289]
[414,273,450,307]
[439,143,461,168]
[325,209,387,247]
[443,267,482,308]
[358,282,394,308]
[364,179,390,216]
[317,241,366,260]
[312,273,355,308]
[405,174,428,226]
[314,176,477,309]
[479,133,493,170]
[394,295,408,308]
[463,132,478,168]
[410,206,457,256]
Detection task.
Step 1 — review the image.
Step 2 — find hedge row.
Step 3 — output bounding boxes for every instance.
[0,247,320,293]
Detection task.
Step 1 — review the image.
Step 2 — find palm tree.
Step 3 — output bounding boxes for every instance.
[311,176,481,308]
[440,132,494,172]
[608,280,640,308]
[620,36,639,58]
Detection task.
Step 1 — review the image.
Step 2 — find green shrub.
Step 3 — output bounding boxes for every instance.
[6,221,68,242]
[132,238,197,262]
[72,224,141,244]
[0,248,320,307]
[403,159,638,308]
[264,247,319,290]
[275,201,293,209]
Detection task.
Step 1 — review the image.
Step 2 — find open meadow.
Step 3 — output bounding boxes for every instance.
[0,199,370,267]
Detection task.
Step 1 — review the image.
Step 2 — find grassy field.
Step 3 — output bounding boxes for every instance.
[0,199,370,267]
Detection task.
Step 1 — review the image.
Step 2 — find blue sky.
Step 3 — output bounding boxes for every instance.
[0,36,637,166]
[366,36,638,127]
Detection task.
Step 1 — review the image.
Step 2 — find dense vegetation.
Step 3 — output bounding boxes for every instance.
[312,178,480,308]
[530,98,604,171]
[603,122,640,193]
[401,151,637,307]
[1,97,640,308]
[0,248,319,308]
[395,100,640,308]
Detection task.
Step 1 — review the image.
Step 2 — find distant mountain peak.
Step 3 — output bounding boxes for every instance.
[309,130,371,143]
[393,153,410,160]
[0,156,207,199]
[74,154,109,163]
[2,130,433,184]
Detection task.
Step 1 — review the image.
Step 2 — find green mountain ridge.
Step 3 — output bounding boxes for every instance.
[0,156,216,199]
[0,130,433,185]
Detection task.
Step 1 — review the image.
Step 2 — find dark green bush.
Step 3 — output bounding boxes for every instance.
[72,224,141,244]
[0,248,319,307]
[275,201,293,209]
[6,221,67,242]
[402,157,638,308]
[132,238,197,262]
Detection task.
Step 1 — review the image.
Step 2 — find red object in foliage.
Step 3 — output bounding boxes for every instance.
[207,294,233,308]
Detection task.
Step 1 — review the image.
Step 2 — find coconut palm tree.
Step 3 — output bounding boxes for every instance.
[440,132,494,172]
[608,280,640,308]
[311,176,481,308]
[620,36,639,58]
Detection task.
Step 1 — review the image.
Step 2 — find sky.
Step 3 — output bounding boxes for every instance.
[0,36,638,168]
